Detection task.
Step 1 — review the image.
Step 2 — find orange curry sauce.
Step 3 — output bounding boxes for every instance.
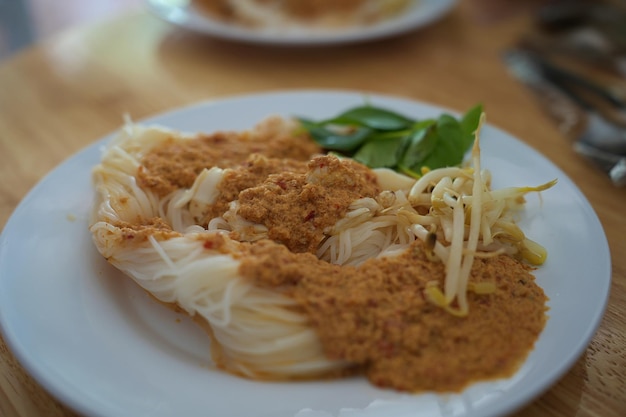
[134,121,548,392]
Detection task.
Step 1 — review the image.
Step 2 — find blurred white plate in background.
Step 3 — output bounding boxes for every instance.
[145,0,458,45]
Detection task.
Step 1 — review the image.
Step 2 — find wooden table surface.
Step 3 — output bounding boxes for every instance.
[0,1,624,416]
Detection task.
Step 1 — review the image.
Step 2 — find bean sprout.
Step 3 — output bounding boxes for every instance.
[409,114,556,316]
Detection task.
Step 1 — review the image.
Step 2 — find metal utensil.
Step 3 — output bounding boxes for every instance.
[529,1,626,77]
[504,48,626,186]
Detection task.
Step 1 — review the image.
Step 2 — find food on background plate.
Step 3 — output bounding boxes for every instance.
[195,0,411,29]
[89,105,555,392]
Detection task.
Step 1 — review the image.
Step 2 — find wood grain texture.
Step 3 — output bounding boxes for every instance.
[0,1,624,416]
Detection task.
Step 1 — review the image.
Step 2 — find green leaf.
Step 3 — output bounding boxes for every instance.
[398,120,437,169]
[352,135,408,168]
[298,118,371,152]
[417,115,467,169]
[460,104,483,148]
[297,103,484,178]
[323,106,413,131]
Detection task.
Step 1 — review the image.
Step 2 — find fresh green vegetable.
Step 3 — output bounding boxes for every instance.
[298,104,483,178]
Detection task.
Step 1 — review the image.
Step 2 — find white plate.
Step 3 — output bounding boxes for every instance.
[0,90,611,417]
[145,0,458,46]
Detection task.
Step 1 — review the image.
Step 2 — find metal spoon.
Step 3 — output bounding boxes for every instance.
[504,48,626,185]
